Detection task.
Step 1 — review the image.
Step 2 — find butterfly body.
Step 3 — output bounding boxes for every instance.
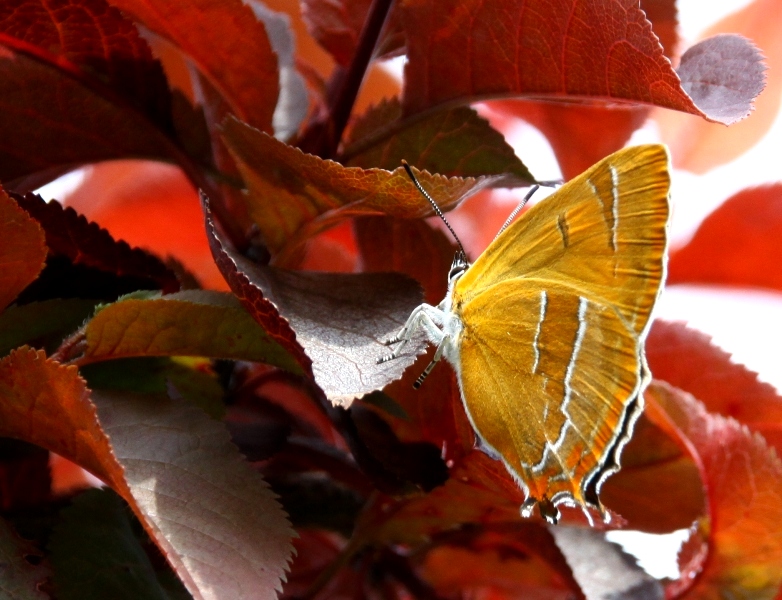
[384,145,670,523]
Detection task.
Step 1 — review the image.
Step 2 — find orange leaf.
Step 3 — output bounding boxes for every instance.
[667,185,782,291]
[107,0,279,133]
[221,116,496,265]
[0,347,294,600]
[646,382,782,599]
[0,187,46,311]
[401,0,763,124]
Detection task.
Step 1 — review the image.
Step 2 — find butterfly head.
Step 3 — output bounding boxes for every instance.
[448,250,469,284]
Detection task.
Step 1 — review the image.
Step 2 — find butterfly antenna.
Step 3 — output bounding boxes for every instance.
[402,161,466,258]
[493,185,539,241]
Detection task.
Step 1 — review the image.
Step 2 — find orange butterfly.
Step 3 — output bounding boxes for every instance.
[380,145,670,523]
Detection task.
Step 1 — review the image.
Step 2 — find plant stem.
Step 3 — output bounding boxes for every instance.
[298,0,395,158]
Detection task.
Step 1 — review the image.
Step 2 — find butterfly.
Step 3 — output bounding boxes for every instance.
[379,145,670,523]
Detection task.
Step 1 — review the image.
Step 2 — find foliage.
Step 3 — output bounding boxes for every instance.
[0,0,779,599]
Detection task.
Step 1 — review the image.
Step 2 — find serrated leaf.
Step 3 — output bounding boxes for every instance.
[646,383,782,599]
[0,299,97,357]
[0,45,176,186]
[0,516,50,600]
[62,290,303,374]
[551,526,663,600]
[647,320,782,453]
[0,188,46,312]
[0,0,172,132]
[342,98,533,184]
[0,348,295,600]
[205,198,428,406]
[81,357,226,419]
[107,0,279,133]
[221,116,496,265]
[401,0,764,125]
[14,193,179,295]
[48,489,180,600]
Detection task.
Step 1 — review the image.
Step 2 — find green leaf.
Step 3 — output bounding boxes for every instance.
[0,516,50,600]
[49,489,184,600]
[81,357,226,419]
[0,299,98,358]
[343,98,534,184]
[63,290,303,374]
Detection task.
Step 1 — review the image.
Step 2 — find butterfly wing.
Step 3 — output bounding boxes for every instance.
[452,145,670,515]
[455,144,670,339]
[456,282,642,512]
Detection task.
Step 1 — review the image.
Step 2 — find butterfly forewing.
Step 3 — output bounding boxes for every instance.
[455,144,670,339]
[451,145,670,514]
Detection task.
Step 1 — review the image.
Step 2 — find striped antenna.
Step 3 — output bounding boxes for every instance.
[402,161,466,258]
[493,185,539,241]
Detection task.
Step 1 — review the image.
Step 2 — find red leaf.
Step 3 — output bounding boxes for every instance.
[600,412,705,533]
[0,46,176,186]
[0,0,172,131]
[355,216,457,305]
[647,320,782,454]
[108,0,279,133]
[0,187,46,311]
[668,184,782,291]
[401,0,763,124]
[494,101,649,180]
[301,0,404,66]
[204,195,428,405]
[420,528,583,599]
[646,383,782,599]
[14,193,180,295]
[640,0,679,59]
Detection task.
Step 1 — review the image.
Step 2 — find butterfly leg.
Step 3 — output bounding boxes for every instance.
[413,335,449,389]
[377,304,446,364]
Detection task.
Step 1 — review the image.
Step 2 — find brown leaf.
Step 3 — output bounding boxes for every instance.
[401,0,763,125]
[0,0,172,131]
[667,184,782,291]
[342,98,534,184]
[221,116,496,265]
[0,45,175,186]
[0,187,46,311]
[0,347,294,600]
[647,320,782,453]
[646,382,782,599]
[205,195,428,405]
[108,0,279,133]
[657,0,782,173]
